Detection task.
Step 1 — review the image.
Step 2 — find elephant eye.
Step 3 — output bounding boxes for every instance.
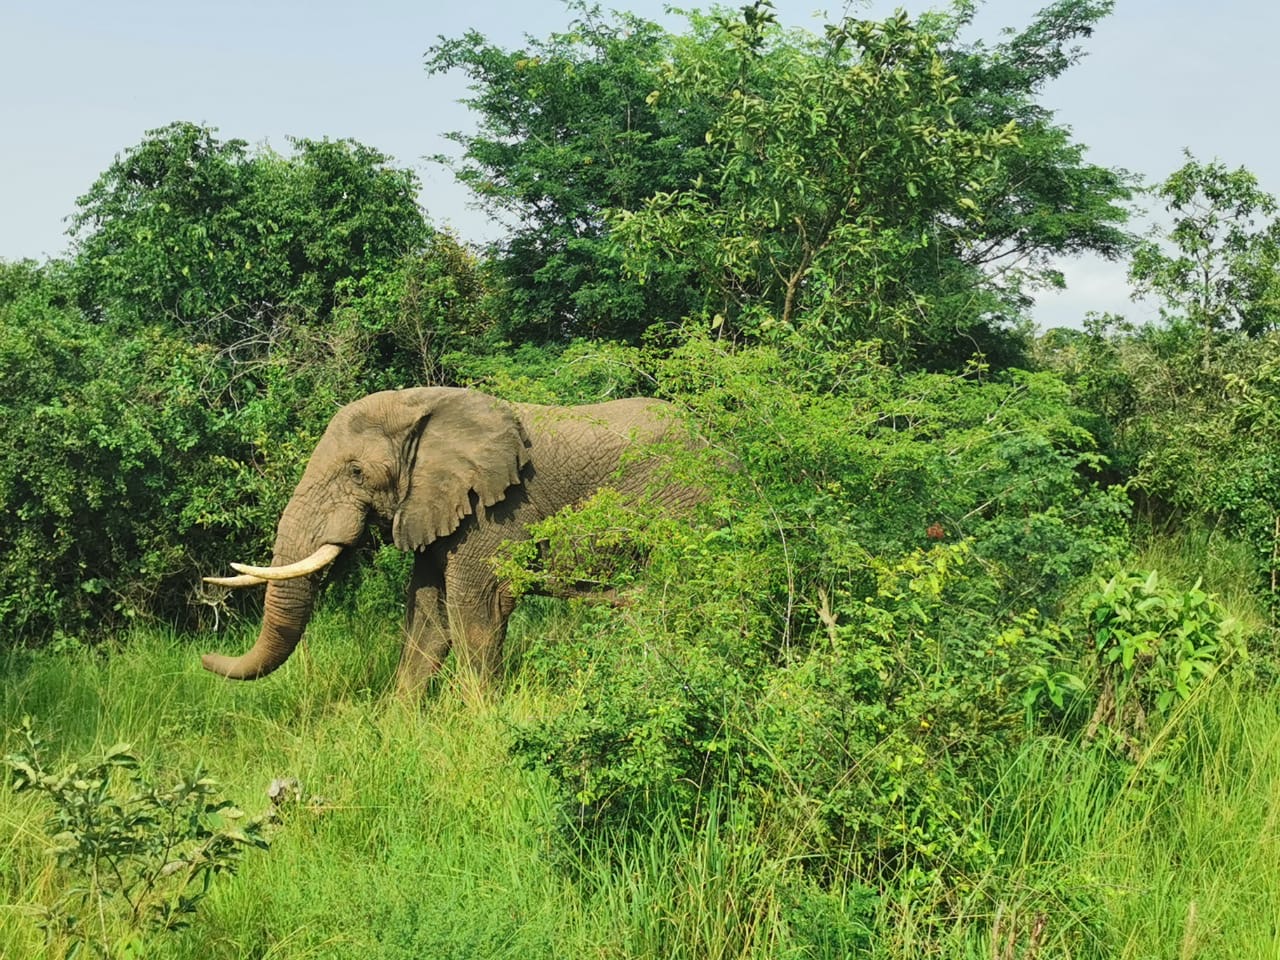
[348,462,365,485]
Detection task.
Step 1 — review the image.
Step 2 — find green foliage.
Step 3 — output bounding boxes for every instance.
[432,1,1131,361]
[334,231,498,388]
[4,717,268,957]
[511,335,1126,886]
[0,287,231,636]
[494,487,667,598]
[661,334,1129,595]
[1082,570,1248,755]
[515,538,1082,888]
[70,122,430,344]
[753,545,1077,886]
[1042,311,1280,618]
[427,4,711,342]
[446,338,648,405]
[614,6,1019,353]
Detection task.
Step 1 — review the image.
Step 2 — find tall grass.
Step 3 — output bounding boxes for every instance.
[3,564,1279,958]
[0,608,819,958]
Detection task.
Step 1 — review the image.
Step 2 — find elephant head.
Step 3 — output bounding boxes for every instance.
[201,387,528,680]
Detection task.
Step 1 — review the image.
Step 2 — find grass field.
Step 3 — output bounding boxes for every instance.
[3,571,1278,959]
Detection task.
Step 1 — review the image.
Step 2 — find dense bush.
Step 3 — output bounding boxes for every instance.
[0,231,487,643]
[511,335,1128,885]
[0,271,228,636]
[1043,321,1280,616]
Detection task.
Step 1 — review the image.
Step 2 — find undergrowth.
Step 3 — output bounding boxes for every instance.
[2,557,1277,959]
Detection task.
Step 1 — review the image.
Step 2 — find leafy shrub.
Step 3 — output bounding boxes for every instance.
[663,334,1129,604]
[329,232,499,390]
[515,533,1079,887]
[0,290,234,637]
[494,471,702,605]
[1081,569,1248,756]
[1042,318,1280,627]
[750,544,1077,886]
[4,717,268,956]
[511,336,1123,887]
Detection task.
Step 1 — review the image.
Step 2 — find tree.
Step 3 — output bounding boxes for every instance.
[429,1,1132,364]
[613,5,1022,355]
[1129,153,1280,364]
[940,0,1135,309]
[615,1,1135,362]
[427,4,713,342]
[71,122,430,347]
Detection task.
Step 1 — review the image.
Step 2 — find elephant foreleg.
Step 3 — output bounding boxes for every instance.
[397,553,451,695]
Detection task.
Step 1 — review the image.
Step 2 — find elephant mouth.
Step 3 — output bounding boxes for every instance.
[204,542,343,588]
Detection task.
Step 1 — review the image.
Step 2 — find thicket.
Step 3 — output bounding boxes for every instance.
[0,132,492,638]
[3,1,1280,955]
[1038,155,1280,617]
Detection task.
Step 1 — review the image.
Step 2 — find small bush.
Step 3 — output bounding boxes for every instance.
[4,717,269,957]
[1081,569,1248,756]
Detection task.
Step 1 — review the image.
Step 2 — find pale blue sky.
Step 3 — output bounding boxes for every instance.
[3,0,1276,329]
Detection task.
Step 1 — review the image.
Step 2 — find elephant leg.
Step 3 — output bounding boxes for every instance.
[397,552,452,695]
[446,565,517,683]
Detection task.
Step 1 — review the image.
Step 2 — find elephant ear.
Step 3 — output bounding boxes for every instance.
[392,388,530,550]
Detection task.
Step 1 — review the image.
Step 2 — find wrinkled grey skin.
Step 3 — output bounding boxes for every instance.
[202,387,696,693]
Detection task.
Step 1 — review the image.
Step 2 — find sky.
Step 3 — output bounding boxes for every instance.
[2,0,1277,330]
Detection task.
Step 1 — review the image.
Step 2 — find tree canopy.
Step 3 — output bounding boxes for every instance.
[429,0,1133,364]
[1129,152,1280,351]
[71,122,431,346]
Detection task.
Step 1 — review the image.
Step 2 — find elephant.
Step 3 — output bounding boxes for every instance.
[201,387,700,694]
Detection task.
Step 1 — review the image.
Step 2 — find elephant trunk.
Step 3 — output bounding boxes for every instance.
[201,494,341,680]
[201,576,316,679]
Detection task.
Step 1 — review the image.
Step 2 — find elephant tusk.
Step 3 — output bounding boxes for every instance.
[204,573,267,588]
[229,543,343,581]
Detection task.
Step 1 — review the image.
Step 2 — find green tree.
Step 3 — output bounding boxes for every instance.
[331,230,500,389]
[1040,307,1280,618]
[430,1,1132,363]
[71,122,430,346]
[940,0,1134,339]
[614,5,1022,354]
[616,1,1132,362]
[427,4,713,342]
[1129,153,1280,362]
